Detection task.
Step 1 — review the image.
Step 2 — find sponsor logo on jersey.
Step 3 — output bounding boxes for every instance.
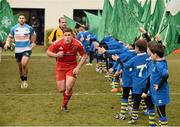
[58,46,63,51]
[158,100,162,104]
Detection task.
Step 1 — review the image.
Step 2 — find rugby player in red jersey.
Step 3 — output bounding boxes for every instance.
[47,27,87,112]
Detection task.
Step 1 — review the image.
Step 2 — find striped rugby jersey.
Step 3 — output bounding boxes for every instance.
[9,23,35,53]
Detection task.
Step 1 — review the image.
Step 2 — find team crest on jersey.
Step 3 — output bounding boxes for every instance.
[72,45,78,51]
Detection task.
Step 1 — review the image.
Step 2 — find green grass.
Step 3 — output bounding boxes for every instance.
[0,46,180,126]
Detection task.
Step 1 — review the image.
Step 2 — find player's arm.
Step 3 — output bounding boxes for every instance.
[142,76,150,97]
[4,31,15,50]
[139,27,151,42]
[77,53,87,69]
[77,42,87,69]
[46,41,64,58]
[4,26,15,50]
[73,53,87,75]
[47,50,64,58]
[155,69,169,91]
[4,35,11,49]
[98,47,112,59]
[73,42,87,75]
[30,29,37,49]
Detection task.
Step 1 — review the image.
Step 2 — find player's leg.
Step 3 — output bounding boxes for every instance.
[119,87,131,120]
[15,52,24,88]
[56,80,66,92]
[128,90,133,114]
[140,98,148,115]
[128,93,141,124]
[61,75,76,111]
[56,69,66,92]
[61,69,76,112]
[157,105,168,126]
[56,69,67,111]
[21,51,31,88]
[17,62,23,79]
[145,95,155,126]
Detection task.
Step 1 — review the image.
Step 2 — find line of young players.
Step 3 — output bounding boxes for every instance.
[90,27,170,126]
[76,25,100,66]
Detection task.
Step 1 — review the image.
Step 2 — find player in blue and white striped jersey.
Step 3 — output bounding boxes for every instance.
[4,13,36,88]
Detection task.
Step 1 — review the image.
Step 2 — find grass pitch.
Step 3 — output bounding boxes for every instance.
[0,46,180,126]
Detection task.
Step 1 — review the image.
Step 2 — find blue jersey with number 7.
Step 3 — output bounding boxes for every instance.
[123,52,149,94]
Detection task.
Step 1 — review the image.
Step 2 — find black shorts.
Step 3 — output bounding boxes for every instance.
[15,50,32,62]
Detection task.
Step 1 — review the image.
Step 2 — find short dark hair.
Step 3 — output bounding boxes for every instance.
[149,42,165,58]
[58,17,65,23]
[135,39,147,52]
[18,13,25,17]
[63,27,73,34]
[147,40,157,52]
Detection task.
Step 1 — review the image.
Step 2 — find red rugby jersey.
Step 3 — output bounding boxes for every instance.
[48,38,86,70]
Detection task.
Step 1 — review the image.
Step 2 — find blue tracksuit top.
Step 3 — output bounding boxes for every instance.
[117,50,137,87]
[150,59,170,106]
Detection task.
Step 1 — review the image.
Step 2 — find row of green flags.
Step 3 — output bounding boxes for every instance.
[83,0,180,55]
[0,0,16,42]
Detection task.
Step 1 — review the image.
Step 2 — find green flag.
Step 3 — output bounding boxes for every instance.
[109,0,121,39]
[174,12,180,49]
[173,12,180,35]
[117,0,140,44]
[0,0,15,42]
[141,0,151,28]
[160,12,180,55]
[98,0,112,41]
[142,0,149,10]
[64,15,76,29]
[84,11,101,35]
[129,0,143,21]
[147,0,165,37]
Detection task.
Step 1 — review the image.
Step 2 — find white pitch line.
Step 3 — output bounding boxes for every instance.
[0,92,180,96]
[0,93,113,96]
[2,53,46,57]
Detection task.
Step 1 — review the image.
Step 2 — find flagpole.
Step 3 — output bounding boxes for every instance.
[157,0,170,33]
[163,24,169,46]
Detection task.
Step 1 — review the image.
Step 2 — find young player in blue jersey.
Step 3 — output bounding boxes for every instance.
[86,34,97,66]
[4,13,36,88]
[77,25,90,53]
[114,39,150,124]
[148,42,170,127]
[141,41,158,126]
[112,43,137,120]
[93,39,108,73]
